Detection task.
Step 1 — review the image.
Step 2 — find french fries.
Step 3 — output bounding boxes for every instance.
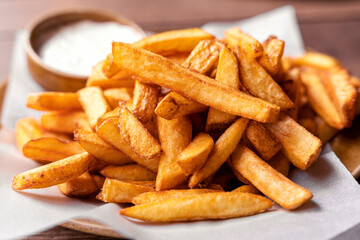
[58,172,99,198]
[26,92,82,111]
[231,144,312,209]
[100,164,157,181]
[225,28,263,57]
[258,36,285,76]
[294,51,340,69]
[40,111,87,134]
[132,80,159,123]
[15,117,44,152]
[103,88,132,109]
[232,185,261,195]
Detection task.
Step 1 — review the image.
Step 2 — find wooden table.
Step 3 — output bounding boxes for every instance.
[0,0,359,239]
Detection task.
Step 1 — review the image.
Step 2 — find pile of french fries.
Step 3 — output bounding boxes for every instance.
[12,28,360,222]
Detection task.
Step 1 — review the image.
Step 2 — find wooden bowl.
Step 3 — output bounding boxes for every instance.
[25,9,145,92]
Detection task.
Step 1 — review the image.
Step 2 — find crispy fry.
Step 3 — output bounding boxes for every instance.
[120,192,273,222]
[156,116,192,190]
[23,137,85,164]
[97,178,154,203]
[100,164,157,181]
[258,36,285,76]
[119,105,161,159]
[113,42,280,122]
[15,117,44,152]
[74,129,133,165]
[264,113,322,170]
[102,53,129,79]
[231,144,312,209]
[133,28,214,55]
[225,28,263,58]
[294,51,340,69]
[26,92,82,111]
[95,107,119,130]
[232,185,261,195]
[12,152,96,190]
[206,47,239,133]
[96,117,159,172]
[58,172,99,198]
[178,133,214,175]
[267,152,291,177]
[103,88,132,109]
[236,46,294,110]
[132,80,159,123]
[314,116,339,143]
[40,111,87,134]
[189,118,249,188]
[77,86,111,129]
[244,121,282,161]
[227,159,250,184]
[92,174,105,189]
[132,189,221,205]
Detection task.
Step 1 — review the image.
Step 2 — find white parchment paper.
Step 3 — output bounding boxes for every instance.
[1,6,360,240]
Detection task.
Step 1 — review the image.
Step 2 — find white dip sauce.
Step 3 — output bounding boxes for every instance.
[39,21,143,76]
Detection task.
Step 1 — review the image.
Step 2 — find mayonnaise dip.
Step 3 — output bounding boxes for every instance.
[39,20,143,76]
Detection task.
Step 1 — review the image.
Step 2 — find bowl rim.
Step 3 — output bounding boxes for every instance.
[25,8,146,81]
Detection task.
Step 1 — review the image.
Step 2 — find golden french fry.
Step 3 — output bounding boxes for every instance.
[314,116,339,143]
[40,111,87,134]
[15,117,44,152]
[103,88,133,109]
[119,105,161,159]
[156,116,192,191]
[244,121,282,161]
[178,133,214,175]
[231,144,312,209]
[166,52,189,64]
[294,51,340,69]
[264,113,322,170]
[112,42,280,123]
[96,117,159,172]
[100,164,157,181]
[132,80,159,123]
[225,27,263,58]
[267,152,291,177]
[87,60,134,88]
[232,185,261,195]
[74,129,133,165]
[120,192,273,222]
[95,107,119,130]
[300,67,344,129]
[23,137,85,164]
[97,178,154,203]
[102,53,129,79]
[236,46,294,110]
[77,86,111,129]
[206,47,239,133]
[26,92,82,111]
[132,189,221,205]
[133,28,214,55]
[258,36,285,76]
[189,118,249,188]
[92,174,105,189]
[227,160,250,184]
[58,172,99,198]
[12,152,96,190]
[281,68,302,120]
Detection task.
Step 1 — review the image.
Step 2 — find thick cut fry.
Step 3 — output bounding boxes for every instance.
[155,92,208,120]
[300,67,344,129]
[12,152,95,190]
[87,61,134,88]
[178,133,214,175]
[103,88,132,109]
[58,172,99,198]
[227,159,250,184]
[26,92,82,111]
[236,46,294,110]
[166,52,189,64]
[120,192,273,222]
[119,105,161,159]
[156,117,192,190]
[23,137,85,164]
[102,53,129,79]
[132,80,159,123]
[281,68,302,120]
[225,28,263,57]
[95,107,119,130]
[133,28,214,55]
[258,36,285,76]
[40,111,87,134]
[112,42,280,123]
[322,67,357,127]
[189,118,249,188]
[15,117,44,152]
[132,189,221,205]
[264,113,322,170]
[92,174,105,189]
[294,51,340,69]
[232,185,261,195]
[231,144,312,209]
[245,121,282,161]
[97,178,154,203]
[314,116,339,143]
[96,117,159,172]
[206,47,239,132]
[77,86,111,129]
[100,164,156,181]
[74,129,133,165]
[267,152,291,177]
